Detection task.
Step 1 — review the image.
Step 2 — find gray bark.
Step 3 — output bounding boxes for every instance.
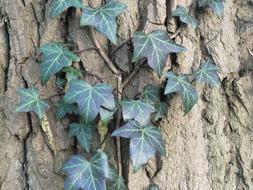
[0,0,252,190]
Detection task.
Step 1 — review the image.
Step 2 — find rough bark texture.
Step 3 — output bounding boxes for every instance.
[0,0,252,190]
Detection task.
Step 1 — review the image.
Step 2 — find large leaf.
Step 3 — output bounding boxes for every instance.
[55,101,78,119]
[112,121,165,171]
[39,42,80,85]
[80,1,127,44]
[16,87,49,119]
[120,100,155,126]
[132,30,186,75]
[63,150,109,190]
[198,0,224,15]
[164,72,198,114]
[69,123,94,152]
[49,0,84,17]
[107,168,127,190]
[172,5,198,28]
[194,60,220,87]
[64,80,115,123]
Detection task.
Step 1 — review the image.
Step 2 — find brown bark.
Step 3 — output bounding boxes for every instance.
[0,0,252,190]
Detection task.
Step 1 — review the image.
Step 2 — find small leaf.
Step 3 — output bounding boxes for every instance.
[143,84,161,103]
[172,5,198,28]
[149,184,160,190]
[64,80,115,123]
[132,30,187,75]
[55,78,66,89]
[107,168,127,190]
[63,150,109,190]
[69,123,94,152]
[49,0,84,17]
[120,100,155,126]
[63,66,83,82]
[198,0,224,15]
[39,42,80,85]
[164,72,198,114]
[99,107,116,126]
[194,60,220,87]
[16,87,49,119]
[153,102,167,121]
[55,101,78,119]
[112,121,165,171]
[80,1,127,44]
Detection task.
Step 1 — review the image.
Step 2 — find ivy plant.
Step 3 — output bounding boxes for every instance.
[197,0,224,15]
[15,1,221,189]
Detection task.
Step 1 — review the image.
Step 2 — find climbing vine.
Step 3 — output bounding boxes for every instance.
[16,0,223,189]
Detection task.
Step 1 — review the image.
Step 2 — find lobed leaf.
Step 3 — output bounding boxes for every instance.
[143,84,161,103]
[64,80,115,123]
[172,5,198,28]
[80,1,127,44]
[194,60,220,87]
[107,168,127,190]
[63,66,83,82]
[164,72,198,114]
[69,123,94,152]
[198,0,224,15]
[120,100,155,126]
[16,87,49,119]
[112,121,165,171]
[63,150,109,190]
[39,42,80,85]
[49,0,84,17]
[132,30,187,75]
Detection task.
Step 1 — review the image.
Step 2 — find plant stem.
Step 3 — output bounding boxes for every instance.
[122,58,146,88]
[72,47,98,53]
[90,27,123,176]
[170,25,185,39]
[90,28,120,75]
[110,38,132,57]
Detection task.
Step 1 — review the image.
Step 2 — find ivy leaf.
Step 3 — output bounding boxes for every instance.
[153,102,167,121]
[80,1,127,44]
[69,123,94,152]
[107,168,127,190]
[132,30,186,75]
[39,42,80,85]
[16,87,49,119]
[164,72,198,114]
[55,101,78,119]
[112,121,165,171]
[49,0,84,17]
[194,60,220,87]
[99,107,116,126]
[120,100,155,126]
[198,0,224,15]
[64,80,115,123]
[143,84,161,103]
[63,150,109,190]
[55,78,66,89]
[172,5,198,28]
[149,184,160,190]
[63,67,83,82]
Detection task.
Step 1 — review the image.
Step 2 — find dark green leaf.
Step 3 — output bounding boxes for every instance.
[55,78,66,89]
[107,168,127,190]
[39,42,80,85]
[49,0,84,17]
[16,87,49,119]
[153,102,167,121]
[194,60,220,87]
[143,84,161,103]
[164,72,198,114]
[172,5,198,28]
[69,123,94,152]
[198,0,224,15]
[120,100,155,126]
[80,1,127,44]
[55,101,78,119]
[132,30,187,75]
[63,150,109,190]
[64,80,115,123]
[63,66,83,82]
[112,121,165,171]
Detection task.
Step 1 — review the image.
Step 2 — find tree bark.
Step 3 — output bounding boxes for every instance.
[0,0,252,190]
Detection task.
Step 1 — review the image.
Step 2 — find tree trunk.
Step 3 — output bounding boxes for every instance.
[0,0,252,190]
